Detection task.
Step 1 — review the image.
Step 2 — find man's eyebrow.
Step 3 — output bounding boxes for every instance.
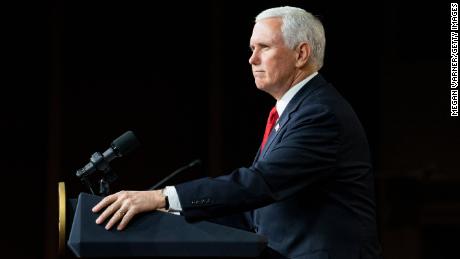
[249,42,270,49]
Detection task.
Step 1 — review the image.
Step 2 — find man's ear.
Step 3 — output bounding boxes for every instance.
[295,42,311,68]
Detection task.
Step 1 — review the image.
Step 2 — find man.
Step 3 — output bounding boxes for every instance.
[93,6,382,258]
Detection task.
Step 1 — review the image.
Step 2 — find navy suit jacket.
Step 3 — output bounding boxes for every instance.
[175,74,381,258]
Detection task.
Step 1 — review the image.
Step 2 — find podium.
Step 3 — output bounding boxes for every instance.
[64,192,267,257]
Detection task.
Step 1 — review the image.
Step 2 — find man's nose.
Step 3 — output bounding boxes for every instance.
[249,51,259,65]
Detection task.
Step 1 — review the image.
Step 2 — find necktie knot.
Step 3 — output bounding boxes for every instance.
[260,106,279,150]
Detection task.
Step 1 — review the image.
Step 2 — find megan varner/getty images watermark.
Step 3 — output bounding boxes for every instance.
[452,3,458,116]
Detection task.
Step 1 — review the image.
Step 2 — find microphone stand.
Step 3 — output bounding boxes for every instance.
[99,167,118,196]
[79,165,118,196]
[80,176,96,195]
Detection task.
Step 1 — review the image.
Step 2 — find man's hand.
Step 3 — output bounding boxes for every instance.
[92,190,166,231]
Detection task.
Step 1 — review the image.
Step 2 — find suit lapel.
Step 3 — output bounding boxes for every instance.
[252,148,261,165]
[258,74,327,160]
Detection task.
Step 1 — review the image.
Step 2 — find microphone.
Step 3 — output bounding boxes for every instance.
[149,159,201,190]
[76,131,141,178]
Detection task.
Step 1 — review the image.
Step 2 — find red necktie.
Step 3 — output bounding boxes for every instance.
[260,106,279,150]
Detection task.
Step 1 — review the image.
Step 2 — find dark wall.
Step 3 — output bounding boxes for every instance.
[2,1,458,258]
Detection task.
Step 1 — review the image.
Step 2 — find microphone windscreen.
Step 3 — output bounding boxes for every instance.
[111,131,140,156]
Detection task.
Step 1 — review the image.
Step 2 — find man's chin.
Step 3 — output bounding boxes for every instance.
[255,82,266,91]
[255,84,265,91]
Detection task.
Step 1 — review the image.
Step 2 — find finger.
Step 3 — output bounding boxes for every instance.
[92,194,117,212]
[96,201,121,225]
[105,207,128,230]
[117,208,136,231]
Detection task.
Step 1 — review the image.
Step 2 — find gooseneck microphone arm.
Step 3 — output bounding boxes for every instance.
[149,159,201,190]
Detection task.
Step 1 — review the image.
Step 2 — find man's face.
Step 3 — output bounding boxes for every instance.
[249,17,297,99]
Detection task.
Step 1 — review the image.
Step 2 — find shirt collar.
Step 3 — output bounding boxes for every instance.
[276,71,318,116]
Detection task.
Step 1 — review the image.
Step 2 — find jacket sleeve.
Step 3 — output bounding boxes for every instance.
[175,104,340,220]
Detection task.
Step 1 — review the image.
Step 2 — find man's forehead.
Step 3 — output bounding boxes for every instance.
[250,18,283,44]
[254,17,283,30]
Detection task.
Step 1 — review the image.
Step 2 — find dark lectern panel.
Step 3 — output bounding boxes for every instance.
[68,193,267,257]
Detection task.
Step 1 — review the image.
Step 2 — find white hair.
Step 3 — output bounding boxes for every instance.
[256,6,326,70]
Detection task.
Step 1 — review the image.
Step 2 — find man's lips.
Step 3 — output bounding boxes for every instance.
[253,71,264,78]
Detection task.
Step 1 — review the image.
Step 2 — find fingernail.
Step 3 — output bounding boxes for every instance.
[105,225,111,230]
[95,218,101,224]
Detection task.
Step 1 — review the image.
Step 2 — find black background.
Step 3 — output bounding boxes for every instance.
[1,1,458,258]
